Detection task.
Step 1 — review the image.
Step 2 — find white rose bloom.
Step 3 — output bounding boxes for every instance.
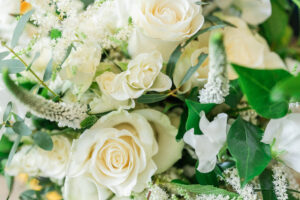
[183,112,228,173]
[128,0,204,60]
[107,51,171,101]
[66,110,183,197]
[262,113,300,173]
[215,0,271,25]
[6,136,72,179]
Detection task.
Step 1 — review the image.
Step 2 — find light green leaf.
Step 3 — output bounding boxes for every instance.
[292,0,300,8]
[11,9,34,48]
[0,52,9,61]
[185,99,215,135]
[137,93,168,104]
[33,131,53,151]
[227,117,271,187]
[180,53,208,86]
[232,64,292,119]
[26,52,40,71]
[43,58,53,81]
[3,102,12,122]
[12,121,32,136]
[0,59,26,73]
[6,134,21,165]
[271,74,300,102]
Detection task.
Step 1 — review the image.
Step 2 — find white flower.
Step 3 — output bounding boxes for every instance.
[128,0,204,60]
[215,0,271,25]
[6,136,72,179]
[66,109,183,197]
[0,0,19,41]
[261,113,300,173]
[183,112,228,173]
[105,51,171,101]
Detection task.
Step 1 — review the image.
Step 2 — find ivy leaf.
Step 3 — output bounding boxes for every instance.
[185,99,215,135]
[12,121,32,136]
[43,58,53,81]
[225,79,243,108]
[271,74,300,102]
[11,9,35,48]
[232,64,292,119]
[0,52,9,61]
[137,93,168,104]
[33,131,53,151]
[180,53,208,86]
[166,24,225,79]
[259,169,278,200]
[176,108,188,141]
[3,102,12,122]
[227,117,272,187]
[0,59,26,73]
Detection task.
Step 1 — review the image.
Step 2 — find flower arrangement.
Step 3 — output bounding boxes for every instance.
[0,0,300,200]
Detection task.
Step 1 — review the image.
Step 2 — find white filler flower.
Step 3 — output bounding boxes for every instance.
[262,113,300,173]
[183,111,228,173]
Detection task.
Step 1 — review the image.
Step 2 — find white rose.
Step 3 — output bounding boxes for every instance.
[107,51,171,101]
[66,109,183,197]
[262,113,300,173]
[128,0,204,60]
[6,136,71,179]
[184,112,228,173]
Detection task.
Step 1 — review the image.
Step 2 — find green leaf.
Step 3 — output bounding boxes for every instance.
[5,174,14,200]
[271,74,300,102]
[232,64,292,119]
[172,183,238,198]
[60,44,74,66]
[6,134,21,165]
[43,58,53,81]
[137,93,168,104]
[292,0,300,7]
[0,52,9,60]
[176,108,188,141]
[26,52,40,71]
[259,169,278,200]
[185,99,215,135]
[80,0,95,9]
[227,117,272,187]
[20,190,37,200]
[80,115,98,129]
[0,59,26,73]
[225,79,243,108]
[33,131,53,151]
[196,162,218,187]
[50,29,62,39]
[12,121,32,136]
[180,53,208,86]
[11,9,35,48]
[166,24,225,79]
[0,136,13,153]
[3,102,12,122]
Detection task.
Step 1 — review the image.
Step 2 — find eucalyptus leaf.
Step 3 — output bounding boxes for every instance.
[0,52,9,61]
[33,131,53,151]
[227,117,272,187]
[137,93,168,104]
[43,58,53,81]
[232,64,292,119]
[0,59,26,73]
[5,174,14,200]
[12,121,32,136]
[3,102,12,122]
[271,74,300,102]
[60,44,74,66]
[6,134,21,165]
[180,53,208,86]
[26,52,40,71]
[185,99,215,135]
[11,9,35,48]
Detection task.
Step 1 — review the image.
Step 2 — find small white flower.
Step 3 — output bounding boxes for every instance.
[261,113,300,173]
[183,111,228,173]
[272,164,288,200]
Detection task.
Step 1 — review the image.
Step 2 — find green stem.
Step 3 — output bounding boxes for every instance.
[2,42,59,99]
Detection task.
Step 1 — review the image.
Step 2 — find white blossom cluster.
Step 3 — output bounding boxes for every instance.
[272,164,288,200]
[196,194,232,200]
[147,185,169,200]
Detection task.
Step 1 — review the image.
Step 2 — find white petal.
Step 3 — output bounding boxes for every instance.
[183,129,196,148]
[148,73,172,92]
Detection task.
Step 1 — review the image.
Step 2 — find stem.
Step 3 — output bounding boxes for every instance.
[2,42,59,98]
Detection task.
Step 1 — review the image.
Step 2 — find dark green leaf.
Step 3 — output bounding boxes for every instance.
[259,169,278,200]
[185,99,215,135]
[225,79,243,108]
[166,24,225,79]
[0,52,9,60]
[6,134,21,165]
[196,162,218,187]
[232,64,292,119]
[12,121,32,136]
[11,9,35,48]
[43,58,53,81]
[3,102,12,122]
[80,0,95,9]
[0,59,26,73]
[33,131,53,151]
[176,108,188,141]
[180,53,208,86]
[271,74,300,102]
[50,29,62,39]
[80,115,98,129]
[227,117,272,187]
[137,93,168,104]
[0,136,13,153]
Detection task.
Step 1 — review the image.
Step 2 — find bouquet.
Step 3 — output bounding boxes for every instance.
[0,0,300,199]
